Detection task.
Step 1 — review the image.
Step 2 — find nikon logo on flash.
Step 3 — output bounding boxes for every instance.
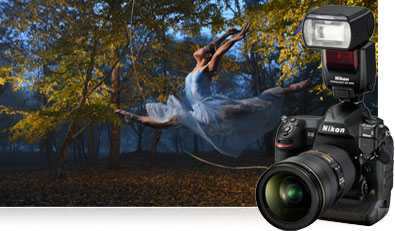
[321,124,346,134]
[335,76,350,82]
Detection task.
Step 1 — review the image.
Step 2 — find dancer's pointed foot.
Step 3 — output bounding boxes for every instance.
[114,109,136,124]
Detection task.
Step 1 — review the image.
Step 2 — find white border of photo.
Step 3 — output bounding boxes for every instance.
[1,0,394,231]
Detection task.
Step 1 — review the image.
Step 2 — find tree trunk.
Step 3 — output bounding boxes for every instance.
[134,102,145,152]
[73,141,78,164]
[79,134,89,162]
[94,124,103,160]
[55,122,76,179]
[251,56,258,96]
[53,40,98,178]
[136,130,143,151]
[130,101,145,152]
[42,137,53,169]
[77,137,83,163]
[151,129,162,152]
[258,62,267,93]
[109,59,121,170]
[88,125,96,166]
[150,129,162,166]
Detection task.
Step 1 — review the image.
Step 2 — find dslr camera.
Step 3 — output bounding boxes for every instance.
[256,5,393,230]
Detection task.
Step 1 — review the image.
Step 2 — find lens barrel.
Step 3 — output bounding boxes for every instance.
[256,145,356,230]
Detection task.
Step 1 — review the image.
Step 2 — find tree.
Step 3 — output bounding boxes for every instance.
[0,0,117,177]
[0,0,230,176]
[1,0,378,173]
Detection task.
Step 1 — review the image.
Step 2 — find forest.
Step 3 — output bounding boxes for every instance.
[0,0,377,206]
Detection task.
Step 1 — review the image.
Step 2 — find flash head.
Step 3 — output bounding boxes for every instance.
[302,5,374,50]
[301,5,376,102]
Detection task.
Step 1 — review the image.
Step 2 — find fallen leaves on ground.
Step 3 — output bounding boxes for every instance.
[0,151,271,206]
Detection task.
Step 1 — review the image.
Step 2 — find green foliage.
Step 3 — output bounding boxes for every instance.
[0,0,229,144]
[1,0,123,142]
[0,0,378,144]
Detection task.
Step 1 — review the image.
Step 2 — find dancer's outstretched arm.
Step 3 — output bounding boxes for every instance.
[210,28,240,47]
[205,23,251,73]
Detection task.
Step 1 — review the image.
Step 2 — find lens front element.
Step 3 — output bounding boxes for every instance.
[281,178,304,204]
[265,173,311,222]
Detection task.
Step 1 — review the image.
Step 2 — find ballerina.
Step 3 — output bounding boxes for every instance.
[115,23,311,157]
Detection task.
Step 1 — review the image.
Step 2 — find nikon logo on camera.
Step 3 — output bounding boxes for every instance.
[320,124,346,134]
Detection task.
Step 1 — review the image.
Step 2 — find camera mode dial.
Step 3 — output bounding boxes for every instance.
[281,117,299,136]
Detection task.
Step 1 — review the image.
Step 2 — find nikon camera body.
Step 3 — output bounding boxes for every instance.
[274,102,393,225]
[256,6,394,230]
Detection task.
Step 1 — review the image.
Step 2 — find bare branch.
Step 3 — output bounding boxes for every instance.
[72,120,94,140]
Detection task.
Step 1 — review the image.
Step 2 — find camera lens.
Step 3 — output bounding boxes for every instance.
[280,178,303,204]
[265,173,311,222]
[256,145,356,230]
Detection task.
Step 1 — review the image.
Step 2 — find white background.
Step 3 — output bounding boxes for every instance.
[1,0,394,230]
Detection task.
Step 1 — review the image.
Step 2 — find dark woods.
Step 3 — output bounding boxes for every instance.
[0,0,377,181]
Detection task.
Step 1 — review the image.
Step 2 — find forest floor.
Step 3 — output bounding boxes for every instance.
[0,150,273,206]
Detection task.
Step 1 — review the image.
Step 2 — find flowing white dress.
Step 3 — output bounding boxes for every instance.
[146,69,284,158]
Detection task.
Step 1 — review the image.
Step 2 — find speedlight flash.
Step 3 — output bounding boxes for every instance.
[302,5,374,50]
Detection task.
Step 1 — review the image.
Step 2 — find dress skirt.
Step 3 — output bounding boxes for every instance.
[145,86,284,158]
